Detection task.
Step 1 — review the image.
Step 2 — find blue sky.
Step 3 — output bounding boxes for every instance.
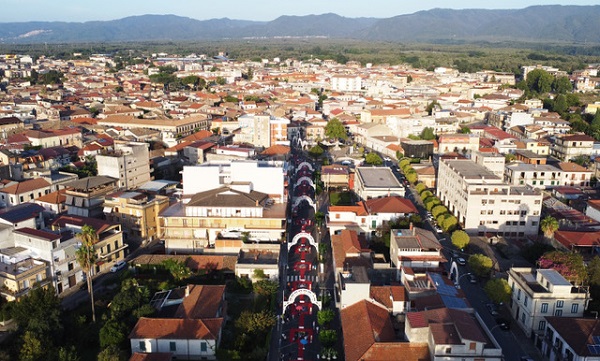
[0,0,598,22]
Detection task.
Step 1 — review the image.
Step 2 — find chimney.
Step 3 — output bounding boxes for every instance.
[409,222,414,235]
[256,199,259,206]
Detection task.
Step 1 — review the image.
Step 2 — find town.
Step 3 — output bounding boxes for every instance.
[0,50,599,361]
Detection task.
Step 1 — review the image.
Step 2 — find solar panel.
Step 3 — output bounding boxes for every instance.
[588,345,600,355]
[593,336,600,345]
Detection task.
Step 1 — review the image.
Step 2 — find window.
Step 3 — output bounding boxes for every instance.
[539,320,546,330]
[170,342,176,352]
[139,341,146,351]
[524,296,528,307]
[517,289,521,300]
[201,342,207,352]
[521,313,526,323]
[541,303,548,313]
[469,342,476,350]
[555,309,563,316]
[557,300,564,308]
[572,304,579,313]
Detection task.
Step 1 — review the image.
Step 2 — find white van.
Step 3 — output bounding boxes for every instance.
[110,260,127,273]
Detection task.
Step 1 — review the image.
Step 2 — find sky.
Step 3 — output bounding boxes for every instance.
[0,0,598,22]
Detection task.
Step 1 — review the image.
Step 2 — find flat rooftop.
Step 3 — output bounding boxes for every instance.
[356,167,402,188]
[443,159,501,181]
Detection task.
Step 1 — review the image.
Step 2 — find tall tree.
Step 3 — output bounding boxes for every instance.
[76,225,98,323]
[324,118,347,140]
[451,230,470,250]
[484,278,511,304]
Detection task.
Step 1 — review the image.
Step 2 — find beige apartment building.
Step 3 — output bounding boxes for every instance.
[104,191,169,243]
[96,141,151,190]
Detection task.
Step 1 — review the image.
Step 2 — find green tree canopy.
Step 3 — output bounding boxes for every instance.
[420,127,436,140]
[484,278,511,304]
[324,118,347,140]
[99,320,128,349]
[365,153,383,165]
[161,258,191,281]
[553,76,573,94]
[253,279,278,298]
[431,205,449,218]
[415,183,427,194]
[318,330,338,347]
[235,310,276,335]
[540,216,559,239]
[308,144,324,158]
[468,254,493,277]
[442,215,458,232]
[317,309,335,326]
[525,69,554,94]
[538,251,587,285]
[12,287,63,345]
[451,230,470,250]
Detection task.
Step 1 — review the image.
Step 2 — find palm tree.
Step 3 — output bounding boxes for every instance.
[76,225,98,323]
[540,216,559,240]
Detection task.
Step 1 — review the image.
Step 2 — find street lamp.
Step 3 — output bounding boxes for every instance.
[454,272,472,289]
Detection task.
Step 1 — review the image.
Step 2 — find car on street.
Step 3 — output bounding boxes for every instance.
[468,274,477,284]
[495,317,510,330]
[456,257,466,266]
[384,157,392,162]
[486,303,499,316]
[110,260,127,273]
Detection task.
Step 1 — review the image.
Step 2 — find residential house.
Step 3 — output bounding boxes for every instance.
[507,267,589,339]
[354,167,405,200]
[552,134,595,161]
[0,246,50,301]
[0,178,53,207]
[341,299,430,361]
[541,317,600,361]
[405,307,503,360]
[50,215,127,273]
[389,226,445,285]
[321,164,350,191]
[129,284,226,360]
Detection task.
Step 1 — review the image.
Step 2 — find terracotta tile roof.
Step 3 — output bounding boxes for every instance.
[129,353,173,361]
[14,227,61,241]
[174,285,225,319]
[340,299,397,361]
[129,317,223,340]
[329,201,368,216]
[545,317,600,357]
[557,162,589,172]
[0,178,51,195]
[181,130,213,142]
[365,196,417,214]
[361,343,429,361]
[34,189,67,204]
[430,323,462,344]
[132,254,236,272]
[261,144,290,156]
[554,230,600,248]
[370,286,393,308]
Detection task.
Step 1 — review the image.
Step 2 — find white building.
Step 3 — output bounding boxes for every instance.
[437,158,543,237]
[331,75,362,92]
[96,141,151,190]
[507,267,589,339]
[353,167,405,200]
[181,160,286,203]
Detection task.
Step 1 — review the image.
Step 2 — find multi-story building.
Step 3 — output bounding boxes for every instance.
[331,75,362,92]
[50,215,127,274]
[542,317,600,361]
[65,176,117,217]
[507,267,589,339]
[552,134,595,161]
[182,160,286,203]
[0,246,50,301]
[438,134,480,155]
[158,184,286,254]
[103,191,169,243]
[96,141,151,190]
[389,226,445,284]
[236,113,290,148]
[437,158,543,236]
[505,162,593,189]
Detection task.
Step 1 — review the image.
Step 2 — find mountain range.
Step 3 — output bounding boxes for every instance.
[1,5,599,44]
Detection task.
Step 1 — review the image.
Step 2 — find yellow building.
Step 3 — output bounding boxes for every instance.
[104,191,170,243]
[0,247,50,301]
[158,185,286,254]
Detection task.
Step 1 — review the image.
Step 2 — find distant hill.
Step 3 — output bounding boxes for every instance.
[1,6,599,44]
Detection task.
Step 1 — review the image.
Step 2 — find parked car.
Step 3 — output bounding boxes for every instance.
[384,156,392,162]
[468,274,477,284]
[486,303,499,316]
[495,317,510,330]
[456,257,466,266]
[110,260,127,273]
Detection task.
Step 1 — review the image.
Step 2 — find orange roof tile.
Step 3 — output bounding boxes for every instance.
[129,317,223,340]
